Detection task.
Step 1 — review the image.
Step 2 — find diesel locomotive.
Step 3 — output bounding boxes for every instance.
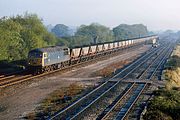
[27,35,158,74]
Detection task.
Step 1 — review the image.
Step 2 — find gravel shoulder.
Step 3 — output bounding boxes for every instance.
[0,45,151,120]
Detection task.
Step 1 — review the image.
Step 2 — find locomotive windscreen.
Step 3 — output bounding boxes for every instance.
[28,51,42,58]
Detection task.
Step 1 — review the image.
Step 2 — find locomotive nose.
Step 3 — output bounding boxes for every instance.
[28,58,42,66]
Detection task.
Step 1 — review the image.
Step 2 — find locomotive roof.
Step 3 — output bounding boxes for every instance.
[30,46,69,53]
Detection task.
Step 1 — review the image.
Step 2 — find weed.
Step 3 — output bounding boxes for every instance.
[26,83,85,119]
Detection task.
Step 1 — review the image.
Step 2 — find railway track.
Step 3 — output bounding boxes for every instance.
[98,44,173,120]
[0,44,148,89]
[48,42,171,120]
[153,50,170,81]
[0,70,25,79]
[0,75,16,81]
[133,44,173,80]
[99,83,147,120]
[126,43,174,120]
[0,74,32,88]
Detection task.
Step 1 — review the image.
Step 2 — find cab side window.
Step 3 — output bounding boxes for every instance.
[64,50,69,55]
[63,48,69,55]
[44,53,48,59]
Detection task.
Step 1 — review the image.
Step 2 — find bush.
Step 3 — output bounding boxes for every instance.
[144,89,180,120]
[143,109,173,120]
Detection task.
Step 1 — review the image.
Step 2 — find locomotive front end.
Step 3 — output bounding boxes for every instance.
[28,50,43,67]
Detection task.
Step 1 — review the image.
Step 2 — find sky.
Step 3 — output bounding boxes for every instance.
[0,0,180,31]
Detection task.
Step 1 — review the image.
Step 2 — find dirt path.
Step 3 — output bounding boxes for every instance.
[0,45,151,120]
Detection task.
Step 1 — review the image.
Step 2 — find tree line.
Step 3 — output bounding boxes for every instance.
[0,13,57,61]
[51,23,149,47]
[0,13,149,61]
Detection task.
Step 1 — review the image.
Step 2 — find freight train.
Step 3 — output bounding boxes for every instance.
[27,35,158,74]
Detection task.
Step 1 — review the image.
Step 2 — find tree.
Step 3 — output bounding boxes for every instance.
[0,18,23,60]
[113,24,148,40]
[0,13,57,61]
[51,24,70,37]
[75,23,114,45]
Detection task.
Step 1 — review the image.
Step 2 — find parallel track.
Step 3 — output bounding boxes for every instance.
[126,43,174,119]
[48,43,169,120]
[99,44,173,120]
[0,44,145,89]
[101,83,147,120]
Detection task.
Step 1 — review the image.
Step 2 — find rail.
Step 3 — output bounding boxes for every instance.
[48,43,167,119]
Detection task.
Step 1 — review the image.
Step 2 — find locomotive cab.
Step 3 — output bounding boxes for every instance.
[28,50,43,66]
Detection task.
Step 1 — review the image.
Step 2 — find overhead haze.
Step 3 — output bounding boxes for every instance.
[0,0,180,31]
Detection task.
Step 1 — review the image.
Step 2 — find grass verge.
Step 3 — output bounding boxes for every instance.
[163,45,180,89]
[25,83,94,119]
[143,89,180,120]
[144,44,180,120]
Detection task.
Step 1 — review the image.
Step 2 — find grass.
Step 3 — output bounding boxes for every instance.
[164,68,180,89]
[143,89,180,120]
[163,45,180,89]
[25,83,91,119]
[144,44,180,120]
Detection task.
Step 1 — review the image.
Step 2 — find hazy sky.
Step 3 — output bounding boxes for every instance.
[0,0,180,31]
